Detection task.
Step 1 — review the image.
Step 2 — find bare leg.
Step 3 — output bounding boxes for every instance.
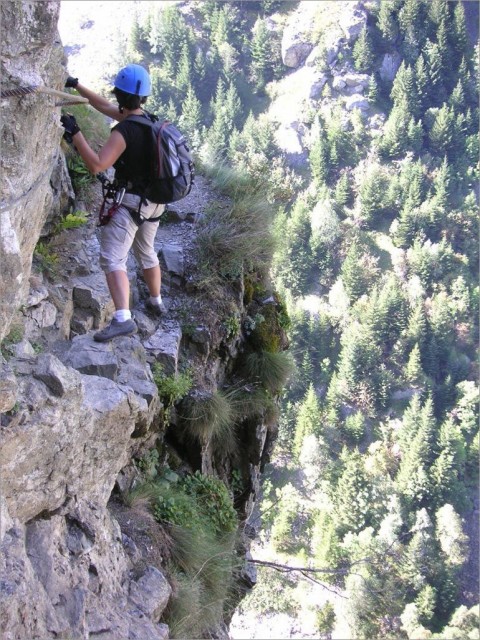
[106,270,130,310]
[143,265,161,297]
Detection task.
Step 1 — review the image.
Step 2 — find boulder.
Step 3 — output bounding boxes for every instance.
[339,2,367,42]
[380,52,402,82]
[128,566,171,621]
[345,94,370,111]
[144,323,182,375]
[34,352,81,397]
[66,335,119,380]
[281,0,318,68]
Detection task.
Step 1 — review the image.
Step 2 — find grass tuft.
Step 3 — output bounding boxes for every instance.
[241,351,296,395]
[179,390,237,453]
[195,164,277,285]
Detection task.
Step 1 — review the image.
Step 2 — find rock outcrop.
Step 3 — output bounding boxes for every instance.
[0,0,70,343]
[272,0,373,159]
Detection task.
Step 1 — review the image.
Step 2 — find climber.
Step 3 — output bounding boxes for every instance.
[60,64,166,342]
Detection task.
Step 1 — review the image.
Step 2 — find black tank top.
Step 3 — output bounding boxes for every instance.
[112,113,155,193]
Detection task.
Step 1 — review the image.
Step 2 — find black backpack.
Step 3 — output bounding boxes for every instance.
[126,114,195,204]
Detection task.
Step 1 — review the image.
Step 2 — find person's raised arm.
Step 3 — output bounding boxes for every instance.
[60,113,126,174]
[65,76,124,122]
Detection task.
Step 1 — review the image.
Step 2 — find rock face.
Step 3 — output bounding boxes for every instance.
[0,1,71,343]
[271,1,376,158]
[281,1,317,68]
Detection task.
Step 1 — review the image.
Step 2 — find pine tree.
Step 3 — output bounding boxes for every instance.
[391,61,419,117]
[377,0,398,47]
[452,2,468,69]
[414,54,429,114]
[398,0,427,62]
[225,82,242,131]
[293,384,322,459]
[358,165,388,225]
[176,42,192,95]
[407,301,428,350]
[353,26,374,73]
[334,172,352,214]
[407,117,423,154]
[396,397,437,510]
[379,104,410,159]
[431,417,466,510]
[179,84,203,147]
[341,241,367,302]
[432,156,450,214]
[405,343,424,385]
[435,504,469,567]
[333,448,374,536]
[309,133,329,184]
[250,17,271,91]
[428,0,449,29]
[425,40,447,106]
[429,104,454,156]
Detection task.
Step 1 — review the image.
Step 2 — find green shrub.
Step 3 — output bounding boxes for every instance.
[147,470,239,639]
[152,363,193,406]
[33,241,58,276]
[241,350,295,394]
[54,211,89,233]
[247,302,289,352]
[183,471,238,535]
[151,471,237,537]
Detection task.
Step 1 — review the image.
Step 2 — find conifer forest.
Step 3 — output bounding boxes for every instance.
[63,1,479,637]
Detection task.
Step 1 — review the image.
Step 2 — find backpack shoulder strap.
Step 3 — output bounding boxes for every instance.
[124,114,155,128]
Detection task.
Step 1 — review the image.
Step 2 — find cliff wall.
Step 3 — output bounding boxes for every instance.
[0,3,283,638]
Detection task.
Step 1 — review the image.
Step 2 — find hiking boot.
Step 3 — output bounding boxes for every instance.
[93,318,137,342]
[145,300,167,317]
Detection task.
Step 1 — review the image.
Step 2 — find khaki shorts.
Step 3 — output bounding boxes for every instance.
[99,194,165,274]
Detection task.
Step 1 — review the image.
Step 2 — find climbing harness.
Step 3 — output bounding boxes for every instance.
[96,173,163,227]
[97,173,124,227]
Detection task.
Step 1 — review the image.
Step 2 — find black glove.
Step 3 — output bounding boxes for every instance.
[65,76,79,88]
[60,113,80,143]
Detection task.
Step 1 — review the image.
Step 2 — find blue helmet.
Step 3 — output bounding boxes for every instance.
[114,64,151,96]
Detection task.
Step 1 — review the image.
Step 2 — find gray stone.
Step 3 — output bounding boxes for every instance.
[380,52,402,82]
[34,353,81,397]
[72,273,114,329]
[191,326,210,345]
[309,73,328,99]
[339,3,366,42]
[332,76,346,90]
[144,324,182,375]
[128,566,171,621]
[26,283,49,307]
[305,45,323,68]
[345,94,370,111]
[343,72,370,88]
[24,300,57,333]
[159,244,184,278]
[280,1,318,68]
[10,339,35,358]
[0,496,13,542]
[0,363,18,413]
[66,335,118,380]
